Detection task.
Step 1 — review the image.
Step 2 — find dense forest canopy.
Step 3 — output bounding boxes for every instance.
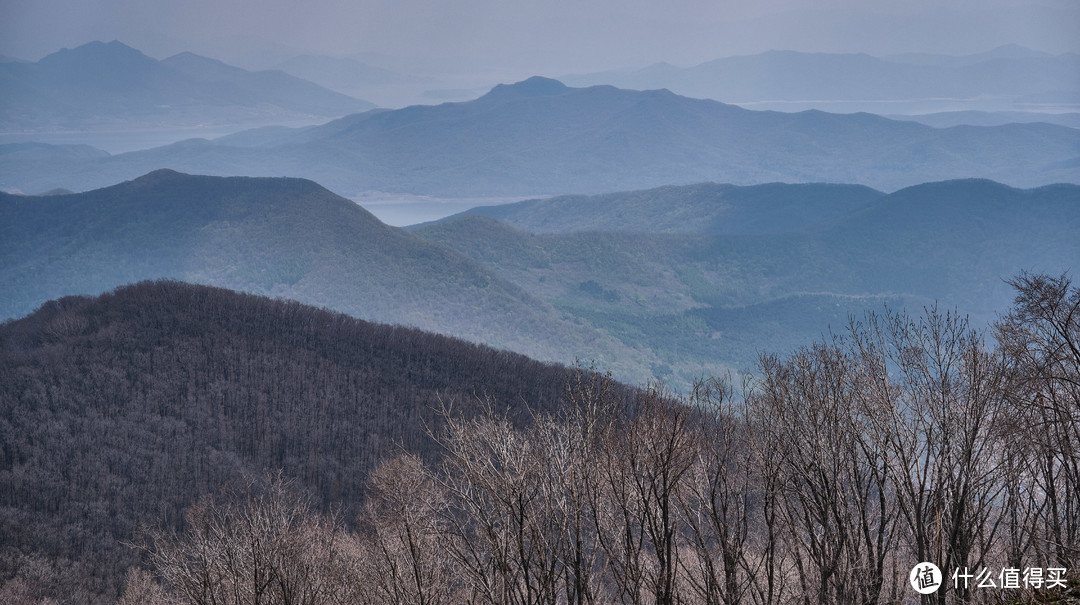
[0,280,596,603]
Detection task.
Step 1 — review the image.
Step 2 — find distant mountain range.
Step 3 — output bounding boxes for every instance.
[415,179,1080,380]
[0,170,654,379]
[888,110,1080,130]
[0,41,375,134]
[5,170,1076,386]
[2,76,1078,196]
[561,46,1080,115]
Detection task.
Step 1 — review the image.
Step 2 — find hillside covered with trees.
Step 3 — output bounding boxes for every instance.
[0,281,594,603]
[417,179,1080,382]
[0,169,652,379]
[116,272,1080,605]
[2,273,1078,604]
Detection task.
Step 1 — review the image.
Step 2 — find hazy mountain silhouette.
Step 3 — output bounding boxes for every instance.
[2,76,1076,196]
[0,170,653,378]
[436,182,885,234]
[276,54,414,88]
[561,47,1080,116]
[0,41,375,133]
[888,110,1080,129]
[885,44,1055,67]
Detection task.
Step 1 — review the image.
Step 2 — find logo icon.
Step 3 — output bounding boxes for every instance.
[910,562,942,594]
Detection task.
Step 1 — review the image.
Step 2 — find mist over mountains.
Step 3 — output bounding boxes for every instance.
[561,45,1080,115]
[2,75,1078,197]
[272,54,435,108]
[3,24,1079,603]
[415,178,1080,378]
[0,41,375,135]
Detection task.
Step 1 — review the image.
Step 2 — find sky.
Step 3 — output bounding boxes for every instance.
[1,0,1078,77]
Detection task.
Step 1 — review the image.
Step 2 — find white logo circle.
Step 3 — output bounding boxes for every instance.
[910,562,942,594]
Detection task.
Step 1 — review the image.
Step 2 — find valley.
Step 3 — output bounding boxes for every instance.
[5,172,1076,387]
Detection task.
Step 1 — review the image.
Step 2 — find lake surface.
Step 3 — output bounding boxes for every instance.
[354,195,538,227]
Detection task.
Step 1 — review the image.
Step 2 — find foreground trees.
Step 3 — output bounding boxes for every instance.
[0,281,576,603]
[132,274,1080,604]
[136,475,364,605]
[996,273,1080,569]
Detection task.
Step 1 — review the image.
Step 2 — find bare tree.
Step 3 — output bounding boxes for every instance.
[752,341,897,605]
[996,272,1080,567]
[677,376,758,605]
[546,369,617,605]
[140,474,362,605]
[116,567,173,605]
[849,308,1007,604]
[357,454,457,605]
[594,384,697,605]
[433,398,566,605]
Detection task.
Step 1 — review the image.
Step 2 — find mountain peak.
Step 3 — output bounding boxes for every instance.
[130,168,187,184]
[978,44,1048,59]
[40,40,149,64]
[161,51,231,70]
[164,51,216,62]
[121,170,329,198]
[485,76,569,99]
[77,40,140,53]
[35,40,158,80]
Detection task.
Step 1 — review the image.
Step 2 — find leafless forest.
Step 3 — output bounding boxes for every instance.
[111,273,1080,604]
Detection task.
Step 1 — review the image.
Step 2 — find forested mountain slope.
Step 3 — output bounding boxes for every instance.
[416,179,1080,379]
[0,281,593,603]
[436,181,886,233]
[0,170,653,378]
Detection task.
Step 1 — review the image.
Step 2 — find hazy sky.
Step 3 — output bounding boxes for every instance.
[2,0,1077,76]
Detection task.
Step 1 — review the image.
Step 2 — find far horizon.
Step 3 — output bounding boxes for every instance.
[3,0,1076,78]
[6,38,1073,71]
[2,39,1077,155]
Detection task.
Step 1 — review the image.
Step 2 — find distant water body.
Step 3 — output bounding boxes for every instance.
[355,195,536,227]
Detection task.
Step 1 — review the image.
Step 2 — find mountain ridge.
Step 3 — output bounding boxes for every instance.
[0,170,656,380]
[560,47,1080,115]
[3,76,1077,196]
[428,181,887,234]
[0,41,376,134]
[413,178,1080,380]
